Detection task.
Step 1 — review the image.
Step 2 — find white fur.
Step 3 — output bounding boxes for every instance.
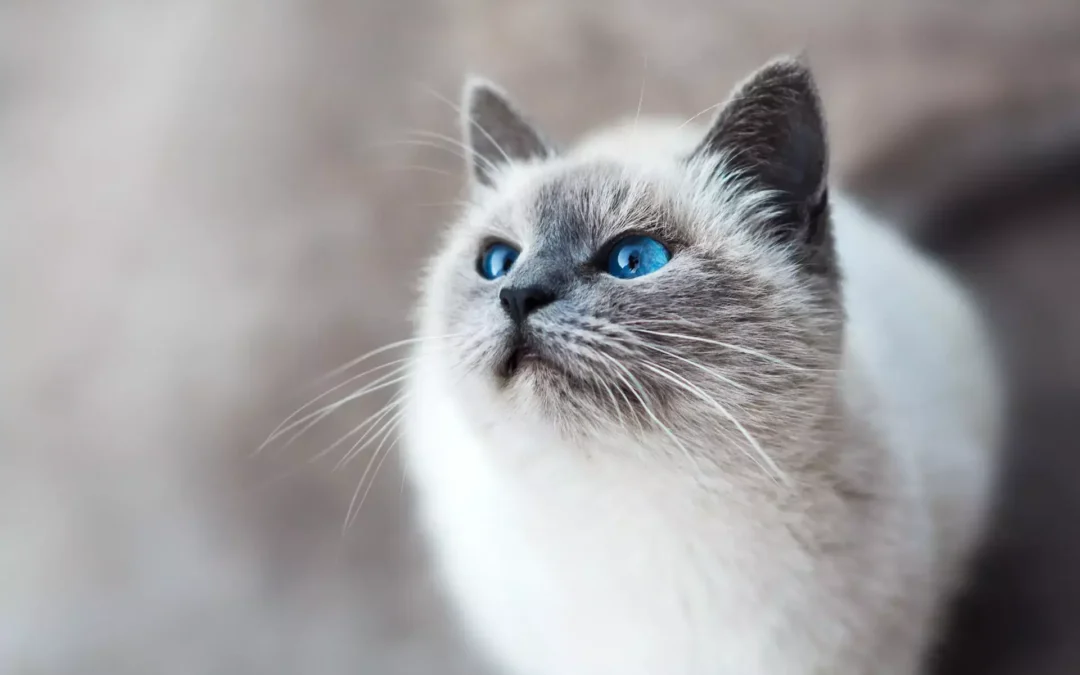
[402,120,1002,675]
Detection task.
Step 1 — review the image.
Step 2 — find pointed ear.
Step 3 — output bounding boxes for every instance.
[693,57,831,266]
[462,77,554,188]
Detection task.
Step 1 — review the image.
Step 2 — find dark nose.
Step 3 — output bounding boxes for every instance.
[499,285,556,324]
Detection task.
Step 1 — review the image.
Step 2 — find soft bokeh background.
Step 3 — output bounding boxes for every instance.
[3,1,1080,673]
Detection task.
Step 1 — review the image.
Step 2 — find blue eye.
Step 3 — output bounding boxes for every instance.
[479,242,520,280]
[606,235,671,279]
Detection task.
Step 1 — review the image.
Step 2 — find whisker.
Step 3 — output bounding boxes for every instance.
[351,426,403,529]
[639,361,789,487]
[633,53,648,132]
[623,323,808,371]
[569,342,642,432]
[260,366,409,453]
[406,130,501,174]
[287,376,407,455]
[573,346,628,430]
[259,357,417,455]
[335,398,406,471]
[595,351,705,476]
[342,412,406,533]
[597,375,627,430]
[382,164,458,179]
[371,137,470,165]
[309,392,406,465]
[318,333,462,384]
[677,101,724,129]
[636,340,751,392]
[580,324,784,483]
[557,323,667,432]
[416,83,516,167]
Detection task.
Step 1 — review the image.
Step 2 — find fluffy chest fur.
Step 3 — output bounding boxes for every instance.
[405,350,936,675]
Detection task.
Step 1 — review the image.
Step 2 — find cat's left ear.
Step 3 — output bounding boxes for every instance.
[461,77,555,188]
[693,57,831,271]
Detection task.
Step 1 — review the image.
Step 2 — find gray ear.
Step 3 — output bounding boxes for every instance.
[693,57,830,265]
[462,77,554,187]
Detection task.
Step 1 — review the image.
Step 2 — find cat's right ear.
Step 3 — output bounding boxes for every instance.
[691,57,834,277]
[461,77,554,188]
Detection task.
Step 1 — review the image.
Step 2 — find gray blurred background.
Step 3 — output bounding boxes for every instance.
[3,1,1080,673]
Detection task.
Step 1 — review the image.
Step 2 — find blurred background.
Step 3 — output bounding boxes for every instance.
[3,1,1079,673]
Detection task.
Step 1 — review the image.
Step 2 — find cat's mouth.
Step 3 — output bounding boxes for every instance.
[491,331,619,409]
[495,331,556,382]
[497,342,543,380]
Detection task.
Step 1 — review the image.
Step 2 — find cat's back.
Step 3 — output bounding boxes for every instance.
[834,195,1000,450]
[833,195,1002,581]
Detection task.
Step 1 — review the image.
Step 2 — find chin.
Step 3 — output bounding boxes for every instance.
[457,333,613,436]
[495,356,563,402]
[510,374,616,441]
[495,344,548,382]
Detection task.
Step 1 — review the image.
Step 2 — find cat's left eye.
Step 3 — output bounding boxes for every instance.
[478,242,520,280]
[606,236,671,279]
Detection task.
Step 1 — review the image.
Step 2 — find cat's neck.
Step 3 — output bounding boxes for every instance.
[418,349,881,506]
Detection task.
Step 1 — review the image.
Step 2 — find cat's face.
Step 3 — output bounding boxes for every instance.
[417,59,843,466]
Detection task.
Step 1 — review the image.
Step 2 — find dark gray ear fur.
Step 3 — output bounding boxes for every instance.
[461,77,554,188]
[692,57,833,275]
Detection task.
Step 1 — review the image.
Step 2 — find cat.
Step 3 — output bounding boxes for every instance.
[400,57,1003,675]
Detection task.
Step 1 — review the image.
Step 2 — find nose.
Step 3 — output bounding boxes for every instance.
[499,285,556,325]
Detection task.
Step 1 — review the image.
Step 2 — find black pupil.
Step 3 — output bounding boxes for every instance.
[501,254,513,273]
[627,251,640,271]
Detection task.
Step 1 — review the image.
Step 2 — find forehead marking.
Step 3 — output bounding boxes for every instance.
[529,164,665,252]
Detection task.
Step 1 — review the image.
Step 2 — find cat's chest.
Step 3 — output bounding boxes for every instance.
[405,391,822,673]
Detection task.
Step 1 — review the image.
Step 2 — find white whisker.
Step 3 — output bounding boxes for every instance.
[569,342,639,432]
[636,340,751,392]
[382,164,457,179]
[595,351,704,477]
[338,405,404,485]
[342,412,406,533]
[258,357,416,455]
[347,432,401,531]
[640,361,790,487]
[261,367,408,452]
[318,333,462,385]
[624,323,807,371]
[633,53,648,132]
[375,138,471,172]
[417,83,515,167]
[597,376,627,429]
[677,101,724,129]
[333,394,408,469]
[407,130,500,174]
[308,392,405,465]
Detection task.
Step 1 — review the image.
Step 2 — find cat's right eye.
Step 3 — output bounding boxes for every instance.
[478,242,520,280]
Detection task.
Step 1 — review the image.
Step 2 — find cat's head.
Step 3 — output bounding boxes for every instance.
[416,58,843,469]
